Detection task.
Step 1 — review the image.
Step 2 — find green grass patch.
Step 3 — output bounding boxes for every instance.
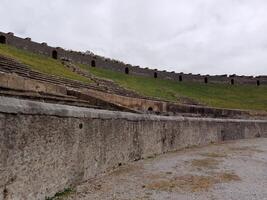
[0,43,266,111]
[79,64,267,111]
[45,188,74,200]
[0,44,90,83]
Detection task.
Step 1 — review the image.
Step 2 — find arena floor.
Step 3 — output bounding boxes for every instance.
[67,138,267,200]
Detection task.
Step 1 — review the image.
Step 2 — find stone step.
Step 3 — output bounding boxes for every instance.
[0,55,148,100]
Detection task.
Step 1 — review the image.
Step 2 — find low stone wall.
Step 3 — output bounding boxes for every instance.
[84,88,256,118]
[85,88,167,112]
[0,72,67,96]
[0,96,267,200]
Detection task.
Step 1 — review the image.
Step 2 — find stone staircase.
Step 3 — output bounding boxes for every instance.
[61,60,144,98]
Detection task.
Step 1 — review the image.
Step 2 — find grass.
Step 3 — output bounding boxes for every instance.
[45,188,74,200]
[146,172,240,193]
[191,158,220,169]
[1,43,266,111]
[200,152,227,158]
[79,64,267,111]
[218,172,241,182]
[0,44,90,83]
[146,175,215,192]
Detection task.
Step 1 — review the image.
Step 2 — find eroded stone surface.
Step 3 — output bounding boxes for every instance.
[66,138,267,200]
[0,97,267,200]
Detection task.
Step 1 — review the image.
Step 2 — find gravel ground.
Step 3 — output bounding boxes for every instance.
[66,138,267,200]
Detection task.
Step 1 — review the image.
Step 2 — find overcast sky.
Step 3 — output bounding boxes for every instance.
[1,0,267,75]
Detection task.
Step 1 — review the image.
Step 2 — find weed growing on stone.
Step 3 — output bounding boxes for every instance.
[45,188,74,200]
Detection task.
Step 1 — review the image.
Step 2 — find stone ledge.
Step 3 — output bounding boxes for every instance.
[0,96,266,123]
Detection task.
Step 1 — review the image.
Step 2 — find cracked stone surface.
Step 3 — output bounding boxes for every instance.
[66,138,267,200]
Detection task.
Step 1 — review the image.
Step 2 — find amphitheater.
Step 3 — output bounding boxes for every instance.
[0,31,267,200]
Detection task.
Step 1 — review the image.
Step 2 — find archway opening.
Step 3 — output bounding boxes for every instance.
[91,60,96,67]
[0,35,6,44]
[125,67,129,74]
[52,50,58,59]
[179,75,183,82]
[148,107,153,112]
[154,72,158,79]
[231,79,234,85]
[204,77,208,84]
[257,80,260,86]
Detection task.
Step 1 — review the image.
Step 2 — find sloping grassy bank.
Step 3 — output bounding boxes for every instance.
[0,44,90,83]
[0,43,266,111]
[80,64,267,111]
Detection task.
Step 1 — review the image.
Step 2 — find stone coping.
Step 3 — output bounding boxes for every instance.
[0,96,266,123]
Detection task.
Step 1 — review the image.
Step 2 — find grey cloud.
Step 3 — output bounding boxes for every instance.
[0,0,267,75]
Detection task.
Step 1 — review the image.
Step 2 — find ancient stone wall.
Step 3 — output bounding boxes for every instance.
[0,96,267,200]
[0,72,67,96]
[0,31,266,85]
[83,89,258,119]
[84,88,167,113]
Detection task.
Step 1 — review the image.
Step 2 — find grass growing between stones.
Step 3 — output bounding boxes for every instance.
[146,175,215,192]
[200,152,227,158]
[0,44,90,83]
[218,172,241,182]
[79,64,267,111]
[191,158,220,169]
[228,146,265,156]
[45,188,74,200]
[146,172,241,193]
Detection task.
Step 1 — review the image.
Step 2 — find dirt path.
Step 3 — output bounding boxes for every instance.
[67,138,267,200]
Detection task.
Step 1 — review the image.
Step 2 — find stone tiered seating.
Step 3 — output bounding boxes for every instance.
[0,55,177,114]
[0,55,93,89]
[61,60,144,98]
[0,55,145,99]
[0,54,142,112]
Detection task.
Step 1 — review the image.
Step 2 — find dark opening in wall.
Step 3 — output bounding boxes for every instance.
[179,75,183,82]
[204,77,208,84]
[231,79,234,85]
[0,35,6,44]
[154,72,158,78]
[255,133,261,138]
[148,107,153,111]
[125,67,129,74]
[52,50,58,59]
[3,188,8,199]
[257,80,260,86]
[91,60,96,67]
